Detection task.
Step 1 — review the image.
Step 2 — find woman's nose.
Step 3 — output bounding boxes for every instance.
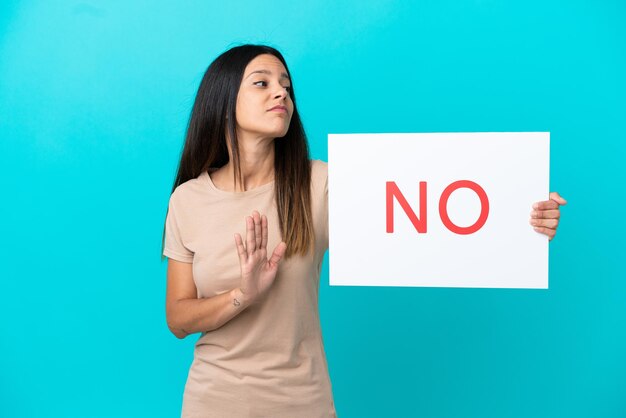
[274,86,288,100]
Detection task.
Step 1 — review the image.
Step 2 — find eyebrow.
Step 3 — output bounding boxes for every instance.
[245,69,290,81]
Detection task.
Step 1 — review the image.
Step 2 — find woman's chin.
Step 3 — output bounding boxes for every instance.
[266,127,290,139]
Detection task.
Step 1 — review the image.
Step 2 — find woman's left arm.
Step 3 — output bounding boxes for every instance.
[530,192,567,241]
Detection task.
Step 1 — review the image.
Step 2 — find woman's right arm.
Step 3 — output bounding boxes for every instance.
[165,210,286,339]
[165,259,251,339]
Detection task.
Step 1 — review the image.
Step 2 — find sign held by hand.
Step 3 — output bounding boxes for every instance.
[328,132,550,289]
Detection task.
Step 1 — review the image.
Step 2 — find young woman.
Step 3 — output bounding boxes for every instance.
[161,44,566,418]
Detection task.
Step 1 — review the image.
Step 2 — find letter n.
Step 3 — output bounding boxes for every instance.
[386,181,427,233]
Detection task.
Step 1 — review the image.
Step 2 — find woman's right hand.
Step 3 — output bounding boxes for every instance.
[234,210,287,305]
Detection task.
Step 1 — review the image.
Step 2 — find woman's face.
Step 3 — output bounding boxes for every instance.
[235,54,294,140]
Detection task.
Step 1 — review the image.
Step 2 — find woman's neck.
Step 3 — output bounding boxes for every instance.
[214,137,275,192]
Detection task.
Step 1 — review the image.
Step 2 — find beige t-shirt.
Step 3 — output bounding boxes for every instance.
[163,159,336,418]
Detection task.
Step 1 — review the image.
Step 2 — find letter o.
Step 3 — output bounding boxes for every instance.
[439,180,489,235]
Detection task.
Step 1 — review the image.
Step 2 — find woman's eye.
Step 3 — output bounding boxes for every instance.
[253,81,291,92]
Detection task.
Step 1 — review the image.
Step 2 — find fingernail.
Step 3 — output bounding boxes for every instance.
[532,203,538,209]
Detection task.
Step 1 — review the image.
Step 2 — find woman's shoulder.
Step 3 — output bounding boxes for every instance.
[309,159,328,195]
[310,159,328,178]
[169,172,208,206]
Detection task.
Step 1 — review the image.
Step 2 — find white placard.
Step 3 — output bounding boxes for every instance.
[328,132,550,289]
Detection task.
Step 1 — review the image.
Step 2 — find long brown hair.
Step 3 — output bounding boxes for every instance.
[160,44,313,261]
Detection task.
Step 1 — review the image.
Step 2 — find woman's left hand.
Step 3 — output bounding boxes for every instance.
[530,192,567,241]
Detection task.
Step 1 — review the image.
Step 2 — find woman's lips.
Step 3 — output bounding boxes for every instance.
[268,106,288,113]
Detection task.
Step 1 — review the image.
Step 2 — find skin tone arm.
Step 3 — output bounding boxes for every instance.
[166,260,249,339]
[166,210,286,339]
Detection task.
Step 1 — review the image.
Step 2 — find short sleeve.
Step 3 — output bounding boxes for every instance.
[163,193,194,263]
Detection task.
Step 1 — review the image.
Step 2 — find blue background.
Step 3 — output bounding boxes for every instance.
[1,1,625,417]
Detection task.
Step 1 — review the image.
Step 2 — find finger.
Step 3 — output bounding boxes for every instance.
[261,215,268,250]
[530,209,560,220]
[530,218,559,229]
[533,226,556,240]
[550,192,567,206]
[234,233,247,263]
[245,216,256,254]
[253,210,262,250]
[268,241,287,269]
[532,200,559,211]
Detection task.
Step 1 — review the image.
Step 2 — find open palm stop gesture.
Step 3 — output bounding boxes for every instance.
[234,210,287,305]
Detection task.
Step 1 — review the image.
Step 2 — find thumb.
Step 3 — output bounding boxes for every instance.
[268,241,287,269]
[550,191,567,206]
